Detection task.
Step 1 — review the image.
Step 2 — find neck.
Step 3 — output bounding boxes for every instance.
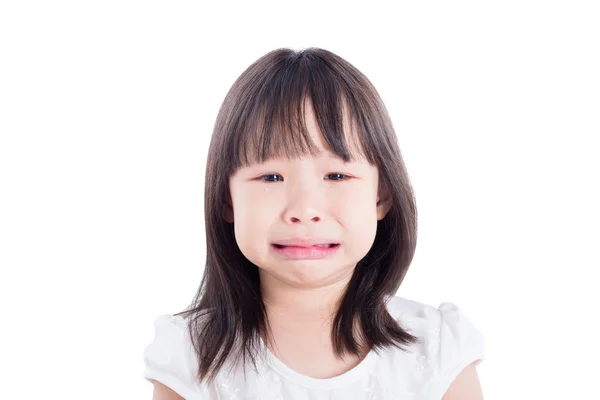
[257,268,372,368]
[258,269,353,324]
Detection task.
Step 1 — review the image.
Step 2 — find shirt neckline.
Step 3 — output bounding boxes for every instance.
[257,335,381,390]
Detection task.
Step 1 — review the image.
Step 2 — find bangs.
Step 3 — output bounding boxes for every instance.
[226,52,381,172]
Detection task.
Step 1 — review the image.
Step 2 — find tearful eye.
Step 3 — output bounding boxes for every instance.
[326,173,347,181]
[259,173,349,182]
[259,174,282,182]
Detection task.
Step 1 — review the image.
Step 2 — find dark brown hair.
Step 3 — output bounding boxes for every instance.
[175,47,421,385]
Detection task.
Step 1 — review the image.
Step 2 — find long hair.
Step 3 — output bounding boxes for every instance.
[175,47,421,385]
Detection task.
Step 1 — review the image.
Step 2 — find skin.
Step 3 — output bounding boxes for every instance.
[223,99,392,378]
[442,361,484,400]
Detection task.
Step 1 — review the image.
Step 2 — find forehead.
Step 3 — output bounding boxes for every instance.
[239,97,369,168]
[302,101,362,157]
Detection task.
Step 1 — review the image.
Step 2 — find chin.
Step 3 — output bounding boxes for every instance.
[267,261,355,288]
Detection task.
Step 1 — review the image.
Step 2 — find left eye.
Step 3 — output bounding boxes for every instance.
[326,173,348,181]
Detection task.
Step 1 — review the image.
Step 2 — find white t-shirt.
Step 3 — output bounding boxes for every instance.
[143,296,485,399]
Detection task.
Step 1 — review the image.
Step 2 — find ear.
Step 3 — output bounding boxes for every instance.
[223,202,234,223]
[376,184,392,221]
[222,192,234,223]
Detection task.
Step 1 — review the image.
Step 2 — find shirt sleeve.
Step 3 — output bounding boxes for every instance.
[426,302,486,399]
[143,314,209,400]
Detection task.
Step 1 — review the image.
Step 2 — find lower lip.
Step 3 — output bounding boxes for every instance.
[270,244,341,260]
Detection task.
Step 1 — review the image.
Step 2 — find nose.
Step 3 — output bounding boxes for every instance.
[285,207,321,224]
[283,182,325,225]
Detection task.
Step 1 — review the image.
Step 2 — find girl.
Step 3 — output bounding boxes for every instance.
[143,47,485,399]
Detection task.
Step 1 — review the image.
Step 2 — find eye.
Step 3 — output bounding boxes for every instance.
[258,173,350,182]
[325,173,349,181]
[259,174,283,182]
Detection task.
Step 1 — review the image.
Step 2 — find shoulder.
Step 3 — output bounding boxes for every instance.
[385,295,484,343]
[384,295,446,333]
[383,296,485,397]
[144,314,192,360]
[143,314,209,399]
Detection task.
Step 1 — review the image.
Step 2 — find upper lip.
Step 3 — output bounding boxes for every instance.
[272,238,340,247]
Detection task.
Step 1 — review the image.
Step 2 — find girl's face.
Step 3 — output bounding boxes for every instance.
[224,105,391,289]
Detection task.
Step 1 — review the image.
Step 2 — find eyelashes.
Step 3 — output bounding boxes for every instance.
[258,173,351,183]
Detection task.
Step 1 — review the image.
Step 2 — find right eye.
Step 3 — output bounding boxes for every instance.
[259,174,282,182]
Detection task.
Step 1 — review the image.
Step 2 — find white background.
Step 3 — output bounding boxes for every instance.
[1,1,598,399]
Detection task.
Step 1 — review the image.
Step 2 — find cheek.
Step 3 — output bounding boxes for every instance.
[233,217,265,267]
[338,189,379,254]
[240,190,278,224]
[231,190,274,261]
[338,186,378,223]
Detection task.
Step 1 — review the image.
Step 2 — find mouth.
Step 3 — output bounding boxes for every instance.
[272,243,339,249]
[270,243,341,260]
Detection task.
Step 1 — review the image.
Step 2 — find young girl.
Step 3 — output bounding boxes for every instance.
[143,47,485,399]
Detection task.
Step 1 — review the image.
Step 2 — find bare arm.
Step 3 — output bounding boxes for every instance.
[149,379,185,400]
[442,361,484,400]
